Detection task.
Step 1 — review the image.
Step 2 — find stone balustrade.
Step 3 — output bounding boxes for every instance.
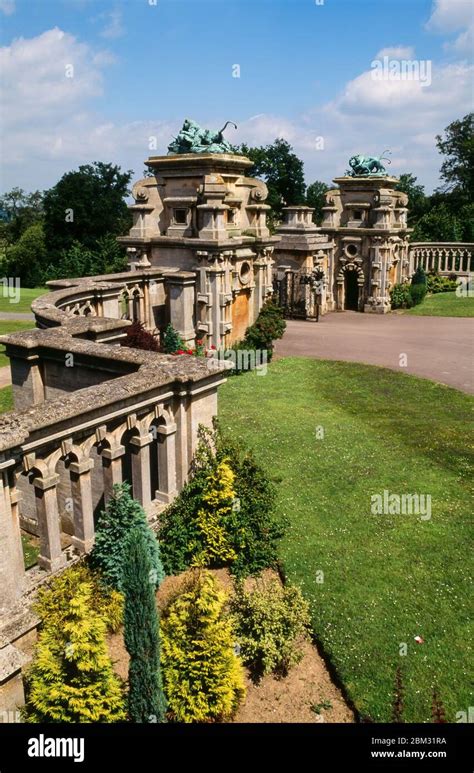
[409,243,473,276]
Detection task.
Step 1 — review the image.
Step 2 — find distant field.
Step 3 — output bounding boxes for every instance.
[0,320,35,367]
[404,291,474,317]
[0,286,46,314]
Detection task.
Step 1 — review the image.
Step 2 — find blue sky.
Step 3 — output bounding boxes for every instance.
[0,0,472,193]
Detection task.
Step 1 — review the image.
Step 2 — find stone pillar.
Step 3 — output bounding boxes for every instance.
[101,446,125,504]
[156,423,177,504]
[165,273,196,345]
[175,396,189,490]
[0,467,24,612]
[9,353,45,412]
[69,459,95,554]
[130,434,152,509]
[34,474,66,572]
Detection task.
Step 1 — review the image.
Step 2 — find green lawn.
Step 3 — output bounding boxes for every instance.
[404,291,474,317]
[219,359,473,722]
[0,385,13,412]
[0,320,35,367]
[22,533,40,569]
[0,286,46,314]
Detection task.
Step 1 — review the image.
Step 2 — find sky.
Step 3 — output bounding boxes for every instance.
[0,0,472,195]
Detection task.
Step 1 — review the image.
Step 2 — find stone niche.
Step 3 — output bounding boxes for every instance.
[118,153,280,348]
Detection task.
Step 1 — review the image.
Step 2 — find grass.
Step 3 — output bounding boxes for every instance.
[0,385,13,412]
[0,320,35,367]
[219,358,473,722]
[22,533,40,569]
[0,286,46,314]
[404,291,474,317]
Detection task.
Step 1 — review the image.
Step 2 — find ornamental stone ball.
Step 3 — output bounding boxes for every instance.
[167,118,238,155]
[347,151,392,177]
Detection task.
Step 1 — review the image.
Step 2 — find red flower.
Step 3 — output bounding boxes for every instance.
[176,349,184,354]
[196,339,203,345]
[187,349,194,355]
[210,345,216,350]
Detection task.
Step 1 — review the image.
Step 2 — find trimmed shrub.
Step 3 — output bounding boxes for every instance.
[121,321,160,352]
[158,422,285,577]
[411,266,427,286]
[390,283,413,309]
[90,483,164,592]
[162,323,186,354]
[161,571,245,722]
[409,282,427,306]
[123,526,166,723]
[230,576,311,679]
[426,272,458,294]
[24,581,125,723]
[234,300,286,364]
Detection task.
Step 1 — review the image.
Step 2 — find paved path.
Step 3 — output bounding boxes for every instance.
[0,312,34,321]
[0,366,11,389]
[274,312,474,394]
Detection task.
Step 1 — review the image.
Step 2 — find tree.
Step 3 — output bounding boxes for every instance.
[3,223,47,287]
[90,483,164,592]
[0,188,44,244]
[24,581,125,723]
[395,174,428,226]
[43,162,132,255]
[411,202,465,242]
[436,113,473,200]
[305,181,330,225]
[162,323,186,354]
[192,460,238,568]
[43,235,127,282]
[240,139,306,224]
[161,571,245,722]
[123,526,166,723]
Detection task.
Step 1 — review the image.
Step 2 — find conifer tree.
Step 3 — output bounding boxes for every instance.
[24,582,125,723]
[162,323,185,354]
[90,483,164,591]
[161,571,245,722]
[123,526,166,723]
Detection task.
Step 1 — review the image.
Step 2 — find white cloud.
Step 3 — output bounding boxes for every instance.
[0,0,15,16]
[99,9,125,40]
[374,46,415,60]
[426,0,474,54]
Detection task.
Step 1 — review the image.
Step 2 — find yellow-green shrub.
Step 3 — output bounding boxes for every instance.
[192,460,239,567]
[24,581,125,723]
[230,576,311,678]
[35,563,123,633]
[161,571,245,722]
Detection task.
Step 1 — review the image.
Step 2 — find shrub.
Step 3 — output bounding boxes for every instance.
[90,483,164,592]
[123,526,166,723]
[426,272,458,294]
[236,300,286,362]
[121,320,160,352]
[230,576,311,679]
[161,571,245,722]
[390,283,413,309]
[24,581,125,723]
[192,460,239,567]
[162,323,186,354]
[411,266,427,286]
[158,422,285,577]
[34,563,123,633]
[409,282,427,306]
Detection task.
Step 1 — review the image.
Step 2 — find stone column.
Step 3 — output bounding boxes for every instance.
[130,434,152,510]
[101,446,125,504]
[34,474,66,572]
[0,467,24,612]
[165,273,196,345]
[155,423,177,504]
[69,459,95,553]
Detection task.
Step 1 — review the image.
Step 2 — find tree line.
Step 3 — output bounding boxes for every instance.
[0,113,471,287]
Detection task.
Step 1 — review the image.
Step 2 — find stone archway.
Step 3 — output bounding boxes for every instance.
[336,262,365,311]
